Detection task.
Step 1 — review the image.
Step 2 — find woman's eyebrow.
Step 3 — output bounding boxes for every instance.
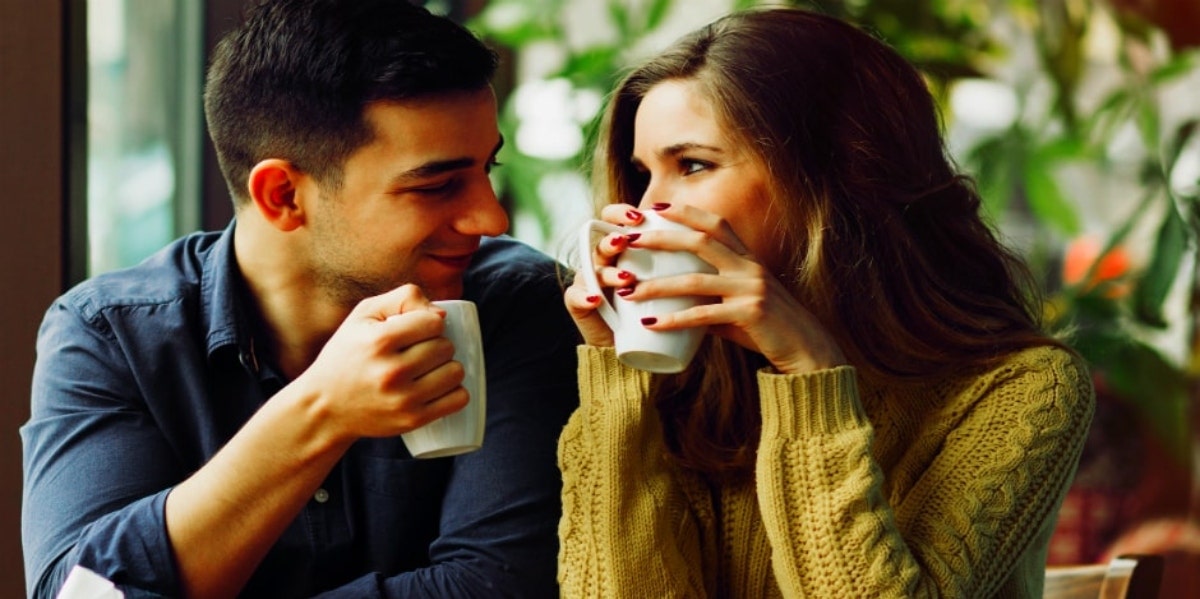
[631,141,725,166]
[659,142,723,158]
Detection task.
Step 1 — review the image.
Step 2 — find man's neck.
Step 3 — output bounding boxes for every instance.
[233,218,348,380]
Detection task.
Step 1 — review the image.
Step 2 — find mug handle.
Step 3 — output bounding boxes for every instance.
[577,219,625,332]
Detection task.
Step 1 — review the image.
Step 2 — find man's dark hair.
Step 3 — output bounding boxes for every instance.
[204,0,499,205]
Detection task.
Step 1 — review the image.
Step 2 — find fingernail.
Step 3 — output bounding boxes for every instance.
[651,203,670,211]
[617,287,634,297]
[617,270,633,280]
[626,209,643,221]
[625,233,641,243]
[585,295,600,303]
[608,235,626,248]
[640,317,657,326]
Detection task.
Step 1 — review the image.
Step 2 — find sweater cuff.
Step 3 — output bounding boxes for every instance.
[757,365,866,438]
[577,345,652,414]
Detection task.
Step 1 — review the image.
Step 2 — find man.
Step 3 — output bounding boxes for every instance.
[21,1,578,596]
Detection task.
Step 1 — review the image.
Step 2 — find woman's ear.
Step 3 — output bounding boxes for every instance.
[246,159,307,232]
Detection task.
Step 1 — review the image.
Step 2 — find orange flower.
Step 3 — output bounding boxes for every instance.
[1063,235,1132,297]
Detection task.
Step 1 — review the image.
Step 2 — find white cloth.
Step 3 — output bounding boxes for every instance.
[55,566,124,599]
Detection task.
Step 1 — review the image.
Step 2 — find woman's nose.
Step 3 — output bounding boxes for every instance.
[637,179,670,211]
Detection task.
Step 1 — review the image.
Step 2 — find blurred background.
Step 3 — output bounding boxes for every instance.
[1,0,1197,595]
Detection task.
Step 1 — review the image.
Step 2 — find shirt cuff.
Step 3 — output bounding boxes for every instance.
[576,345,651,414]
[757,365,867,438]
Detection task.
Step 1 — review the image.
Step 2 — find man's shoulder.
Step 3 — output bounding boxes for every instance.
[57,231,221,320]
[466,236,565,289]
[463,236,573,335]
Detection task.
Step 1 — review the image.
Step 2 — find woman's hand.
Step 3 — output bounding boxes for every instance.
[564,205,647,347]
[624,203,847,375]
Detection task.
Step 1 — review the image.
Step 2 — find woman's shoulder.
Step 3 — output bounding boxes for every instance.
[996,343,1089,382]
[968,344,1095,412]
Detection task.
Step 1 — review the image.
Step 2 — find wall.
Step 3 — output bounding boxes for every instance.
[0,2,65,595]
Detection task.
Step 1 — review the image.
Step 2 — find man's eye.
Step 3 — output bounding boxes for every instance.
[413,179,456,195]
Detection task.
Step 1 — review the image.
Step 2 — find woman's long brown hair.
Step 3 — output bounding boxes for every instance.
[593,8,1063,483]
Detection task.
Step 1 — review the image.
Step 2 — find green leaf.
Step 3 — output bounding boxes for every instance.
[1150,50,1198,85]
[1136,100,1161,151]
[468,0,561,46]
[607,0,631,38]
[1132,204,1190,327]
[1165,120,1198,170]
[1022,160,1081,236]
[966,132,1022,219]
[644,0,673,32]
[1037,134,1090,162]
[556,47,623,87]
[1084,87,1135,146]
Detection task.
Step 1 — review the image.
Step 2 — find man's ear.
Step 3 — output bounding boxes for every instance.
[246,159,308,232]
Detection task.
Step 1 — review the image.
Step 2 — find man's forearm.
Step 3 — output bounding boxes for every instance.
[165,384,352,599]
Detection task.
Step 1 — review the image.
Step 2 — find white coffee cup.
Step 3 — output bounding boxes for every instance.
[578,211,715,373]
[399,300,487,459]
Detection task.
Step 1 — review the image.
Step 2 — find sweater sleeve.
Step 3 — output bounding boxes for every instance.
[557,346,715,598]
[754,347,1094,597]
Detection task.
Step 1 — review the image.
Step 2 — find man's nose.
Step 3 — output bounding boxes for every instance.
[454,180,509,237]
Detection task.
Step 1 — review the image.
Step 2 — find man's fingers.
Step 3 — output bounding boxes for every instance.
[352,283,436,321]
[380,336,457,383]
[413,386,471,426]
[376,310,446,352]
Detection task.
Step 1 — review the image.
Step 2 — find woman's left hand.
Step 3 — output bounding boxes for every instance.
[628,203,847,375]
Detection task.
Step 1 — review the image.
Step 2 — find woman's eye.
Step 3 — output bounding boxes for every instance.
[485,159,503,174]
[681,159,709,175]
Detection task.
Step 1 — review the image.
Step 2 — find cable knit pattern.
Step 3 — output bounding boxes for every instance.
[558,345,1094,598]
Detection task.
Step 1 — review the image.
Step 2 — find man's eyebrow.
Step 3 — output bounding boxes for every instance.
[391,137,505,183]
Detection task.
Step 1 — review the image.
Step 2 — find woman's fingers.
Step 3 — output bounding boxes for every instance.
[599,203,646,225]
[634,203,753,259]
[564,274,615,346]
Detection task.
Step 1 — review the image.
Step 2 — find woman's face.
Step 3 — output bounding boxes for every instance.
[631,79,784,269]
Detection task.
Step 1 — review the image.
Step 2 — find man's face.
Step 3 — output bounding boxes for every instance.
[303,88,508,305]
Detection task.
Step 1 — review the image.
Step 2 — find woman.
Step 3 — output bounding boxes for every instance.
[558,7,1094,598]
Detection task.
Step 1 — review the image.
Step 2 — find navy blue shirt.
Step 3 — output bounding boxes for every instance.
[21,224,579,598]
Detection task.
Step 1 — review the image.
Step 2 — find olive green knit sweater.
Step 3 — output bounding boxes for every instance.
[557,345,1094,598]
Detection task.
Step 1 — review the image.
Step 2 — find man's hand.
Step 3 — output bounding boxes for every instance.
[294,284,470,442]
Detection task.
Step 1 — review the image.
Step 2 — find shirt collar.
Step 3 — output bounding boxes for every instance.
[199,220,253,363]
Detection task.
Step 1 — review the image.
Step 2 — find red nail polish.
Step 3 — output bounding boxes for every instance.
[626,209,643,221]
[641,317,657,325]
[625,233,641,243]
[585,295,600,303]
[617,270,633,280]
[609,236,626,247]
[651,203,670,211]
[617,287,634,297]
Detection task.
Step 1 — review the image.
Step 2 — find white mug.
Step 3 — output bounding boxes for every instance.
[400,300,487,458]
[577,211,715,373]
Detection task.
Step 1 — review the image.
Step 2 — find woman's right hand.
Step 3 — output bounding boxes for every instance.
[564,205,647,347]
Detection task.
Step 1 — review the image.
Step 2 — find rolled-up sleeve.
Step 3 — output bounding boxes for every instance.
[22,300,183,598]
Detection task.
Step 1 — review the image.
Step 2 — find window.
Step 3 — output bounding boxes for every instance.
[76,0,203,279]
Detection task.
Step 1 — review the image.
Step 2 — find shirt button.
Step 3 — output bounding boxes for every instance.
[314,488,330,503]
